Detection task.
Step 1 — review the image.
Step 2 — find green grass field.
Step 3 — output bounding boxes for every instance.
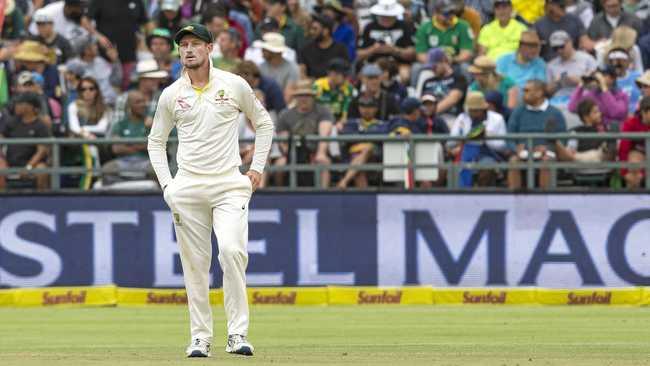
[0,305,649,366]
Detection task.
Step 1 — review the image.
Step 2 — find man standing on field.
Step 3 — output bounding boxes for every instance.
[147,23,274,358]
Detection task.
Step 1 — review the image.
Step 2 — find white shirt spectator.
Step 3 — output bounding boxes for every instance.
[28,1,88,52]
[448,110,508,152]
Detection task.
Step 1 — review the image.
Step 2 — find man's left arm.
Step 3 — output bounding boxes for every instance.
[237,77,274,189]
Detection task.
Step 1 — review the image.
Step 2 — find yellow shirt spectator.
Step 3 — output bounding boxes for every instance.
[478,17,528,60]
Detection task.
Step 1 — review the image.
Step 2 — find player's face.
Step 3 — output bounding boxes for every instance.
[179,35,213,70]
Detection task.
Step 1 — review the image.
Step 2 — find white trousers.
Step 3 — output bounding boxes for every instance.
[163,167,252,342]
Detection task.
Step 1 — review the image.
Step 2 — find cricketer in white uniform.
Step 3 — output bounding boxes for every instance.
[147,24,274,358]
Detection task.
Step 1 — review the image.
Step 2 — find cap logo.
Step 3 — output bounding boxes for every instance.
[184,26,194,31]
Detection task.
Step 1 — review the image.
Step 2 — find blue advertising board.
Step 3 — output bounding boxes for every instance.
[1,194,649,288]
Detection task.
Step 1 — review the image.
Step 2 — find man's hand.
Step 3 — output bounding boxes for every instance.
[313,152,331,165]
[245,170,262,192]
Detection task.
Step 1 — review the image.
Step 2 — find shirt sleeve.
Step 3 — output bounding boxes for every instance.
[236,76,274,174]
[414,23,429,54]
[457,21,474,51]
[147,88,175,188]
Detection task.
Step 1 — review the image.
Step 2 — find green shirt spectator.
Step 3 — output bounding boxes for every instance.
[313,69,356,124]
[110,117,149,158]
[415,8,474,64]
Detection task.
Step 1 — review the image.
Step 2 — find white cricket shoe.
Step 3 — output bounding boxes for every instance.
[186,338,211,358]
[225,334,254,356]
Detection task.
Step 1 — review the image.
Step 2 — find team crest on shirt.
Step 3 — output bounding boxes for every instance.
[428,35,439,47]
[215,89,230,104]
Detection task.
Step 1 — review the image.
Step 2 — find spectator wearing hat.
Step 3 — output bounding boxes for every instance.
[298,14,349,78]
[358,0,415,65]
[534,0,593,61]
[28,0,90,54]
[507,79,567,189]
[62,59,86,105]
[0,92,51,191]
[213,28,242,72]
[606,46,641,113]
[448,91,508,187]
[234,61,286,116]
[113,59,168,128]
[568,66,629,127]
[348,63,400,122]
[28,8,75,64]
[258,32,300,102]
[13,71,62,130]
[146,28,182,82]
[595,25,643,74]
[87,0,151,90]
[67,36,122,106]
[255,0,305,51]
[420,48,468,127]
[415,0,474,65]
[337,96,389,189]
[636,70,650,99]
[388,97,423,135]
[420,92,450,135]
[468,55,519,110]
[244,17,297,65]
[546,30,598,109]
[496,30,547,92]
[274,79,334,187]
[322,0,357,61]
[619,95,650,188]
[314,58,356,128]
[67,76,113,140]
[14,40,61,99]
[477,0,527,60]
[588,0,643,42]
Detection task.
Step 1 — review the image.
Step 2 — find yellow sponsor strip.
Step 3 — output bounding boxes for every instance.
[536,288,642,306]
[12,286,117,307]
[248,287,328,305]
[117,288,224,306]
[328,286,433,305]
[0,289,15,306]
[432,288,537,305]
[641,287,650,306]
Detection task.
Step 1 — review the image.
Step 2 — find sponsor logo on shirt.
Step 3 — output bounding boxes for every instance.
[177,97,191,110]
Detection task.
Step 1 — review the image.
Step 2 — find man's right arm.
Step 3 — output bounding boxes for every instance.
[147,90,175,190]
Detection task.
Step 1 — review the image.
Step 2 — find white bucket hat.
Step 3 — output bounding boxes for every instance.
[136,59,169,79]
[370,0,405,17]
[260,32,287,54]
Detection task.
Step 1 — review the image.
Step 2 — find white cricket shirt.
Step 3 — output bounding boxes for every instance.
[148,65,274,188]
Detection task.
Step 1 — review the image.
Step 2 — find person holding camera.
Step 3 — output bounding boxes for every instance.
[568,65,629,127]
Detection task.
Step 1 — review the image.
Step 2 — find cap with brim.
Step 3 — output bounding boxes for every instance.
[261,32,287,54]
[370,0,405,17]
[260,17,280,32]
[147,28,174,49]
[328,58,349,74]
[426,47,448,67]
[401,97,421,114]
[161,0,180,11]
[324,0,345,14]
[33,9,53,23]
[64,59,87,77]
[293,80,316,97]
[174,24,213,45]
[549,30,571,47]
[421,94,437,103]
[465,91,489,110]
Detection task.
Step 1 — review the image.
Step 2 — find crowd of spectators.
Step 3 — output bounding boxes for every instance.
[0,0,649,191]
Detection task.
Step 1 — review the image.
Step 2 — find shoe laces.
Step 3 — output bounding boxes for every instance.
[229,334,246,344]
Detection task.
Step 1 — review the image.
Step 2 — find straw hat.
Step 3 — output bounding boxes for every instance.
[292,79,315,97]
[14,40,51,63]
[636,71,650,87]
[136,59,169,79]
[468,55,497,74]
[465,91,489,110]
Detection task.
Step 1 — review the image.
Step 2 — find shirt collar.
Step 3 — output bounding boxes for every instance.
[432,16,458,31]
[526,99,549,111]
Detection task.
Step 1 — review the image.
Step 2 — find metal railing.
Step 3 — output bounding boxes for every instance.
[1,132,649,192]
